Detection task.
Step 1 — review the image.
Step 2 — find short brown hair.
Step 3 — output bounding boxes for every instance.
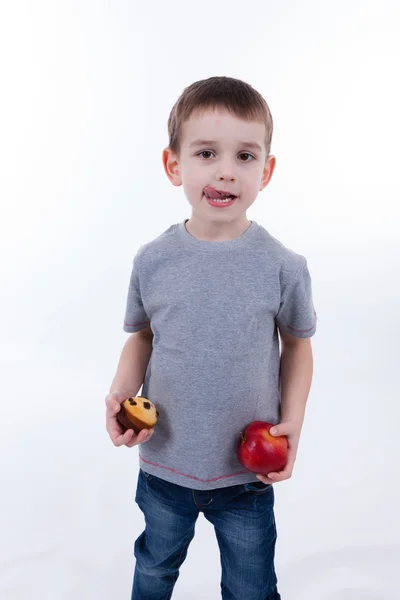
[167,76,273,157]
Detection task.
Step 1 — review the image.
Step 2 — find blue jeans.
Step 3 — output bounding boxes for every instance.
[132,469,281,600]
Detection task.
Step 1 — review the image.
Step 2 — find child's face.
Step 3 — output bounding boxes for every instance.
[163,107,275,224]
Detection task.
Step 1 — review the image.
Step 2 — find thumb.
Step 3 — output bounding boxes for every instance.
[106,390,124,412]
[269,423,290,437]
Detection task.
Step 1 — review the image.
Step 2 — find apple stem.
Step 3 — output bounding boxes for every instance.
[240,432,246,442]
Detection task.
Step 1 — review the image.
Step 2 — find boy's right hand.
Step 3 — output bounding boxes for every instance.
[105,391,154,448]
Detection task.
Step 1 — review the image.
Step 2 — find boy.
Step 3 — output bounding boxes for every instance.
[105,76,317,600]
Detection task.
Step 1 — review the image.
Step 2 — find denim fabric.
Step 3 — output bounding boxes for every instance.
[131,469,282,600]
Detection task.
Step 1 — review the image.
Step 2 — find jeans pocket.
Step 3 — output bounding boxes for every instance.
[140,468,153,481]
[244,481,272,495]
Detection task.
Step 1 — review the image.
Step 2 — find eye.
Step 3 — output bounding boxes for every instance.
[198,150,215,159]
[238,152,255,162]
[197,150,255,161]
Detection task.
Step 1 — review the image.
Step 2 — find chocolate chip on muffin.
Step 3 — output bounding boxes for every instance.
[117,396,159,434]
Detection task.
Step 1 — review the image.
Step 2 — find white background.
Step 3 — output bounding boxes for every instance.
[1,1,399,598]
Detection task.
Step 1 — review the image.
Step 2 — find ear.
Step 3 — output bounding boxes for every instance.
[162,147,182,186]
[259,155,276,192]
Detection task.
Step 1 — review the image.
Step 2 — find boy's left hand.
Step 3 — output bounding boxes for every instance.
[256,421,301,484]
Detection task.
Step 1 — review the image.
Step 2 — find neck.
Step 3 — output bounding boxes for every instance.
[185,215,252,242]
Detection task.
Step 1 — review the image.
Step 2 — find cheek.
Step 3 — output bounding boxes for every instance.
[245,166,264,189]
[181,165,207,194]
[181,178,203,201]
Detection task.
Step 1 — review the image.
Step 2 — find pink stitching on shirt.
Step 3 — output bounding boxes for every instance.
[124,319,151,327]
[139,454,248,483]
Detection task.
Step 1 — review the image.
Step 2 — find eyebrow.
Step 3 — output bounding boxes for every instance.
[189,139,263,152]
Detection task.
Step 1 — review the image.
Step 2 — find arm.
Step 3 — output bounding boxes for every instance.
[109,327,153,397]
[279,332,313,427]
[106,327,154,447]
[256,331,314,483]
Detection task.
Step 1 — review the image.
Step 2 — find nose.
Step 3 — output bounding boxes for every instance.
[216,159,236,182]
[218,173,235,182]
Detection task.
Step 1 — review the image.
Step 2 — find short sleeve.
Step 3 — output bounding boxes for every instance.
[276,258,317,338]
[123,250,151,333]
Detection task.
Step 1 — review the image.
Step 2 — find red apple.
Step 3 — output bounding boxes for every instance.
[237,421,288,475]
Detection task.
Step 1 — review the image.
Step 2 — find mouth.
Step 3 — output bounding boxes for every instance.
[203,186,238,207]
[204,194,237,208]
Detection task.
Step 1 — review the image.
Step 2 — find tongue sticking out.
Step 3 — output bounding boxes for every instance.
[204,186,231,200]
[204,186,223,199]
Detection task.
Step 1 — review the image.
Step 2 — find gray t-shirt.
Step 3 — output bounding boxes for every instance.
[123,219,317,490]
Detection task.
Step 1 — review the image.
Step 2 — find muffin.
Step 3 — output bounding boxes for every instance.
[117,396,159,434]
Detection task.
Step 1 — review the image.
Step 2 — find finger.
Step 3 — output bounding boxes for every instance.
[267,468,292,481]
[105,391,122,414]
[114,428,134,447]
[258,472,277,482]
[256,474,271,484]
[282,449,296,473]
[137,428,154,444]
[107,401,124,418]
[125,438,139,448]
[106,420,124,440]
[265,471,280,479]
[106,411,125,433]
[125,428,154,448]
[269,423,293,437]
[106,415,133,445]
[105,390,119,407]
